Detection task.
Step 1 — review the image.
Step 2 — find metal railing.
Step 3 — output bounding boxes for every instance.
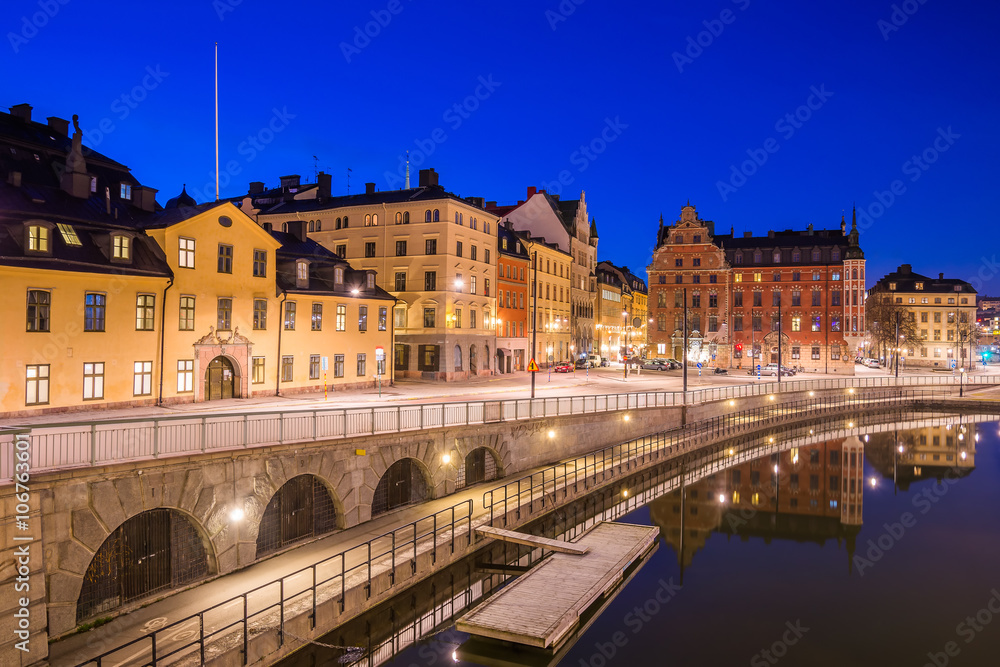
[75,499,474,667]
[3,375,998,482]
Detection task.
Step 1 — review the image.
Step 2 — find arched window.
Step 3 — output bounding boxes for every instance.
[852,268,858,279]
[425,210,432,222]
[485,222,490,235]
[403,211,410,224]
[343,216,349,228]
[308,221,315,232]
[372,213,378,226]
[454,344,462,371]
[395,212,402,224]
[315,219,322,231]
[433,209,440,222]
[471,218,477,230]
[281,222,288,232]
[336,217,342,229]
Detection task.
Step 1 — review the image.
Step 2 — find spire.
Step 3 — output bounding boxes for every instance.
[852,204,857,231]
[589,216,599,239]
[658,214,665,247]
[405,151,410,189]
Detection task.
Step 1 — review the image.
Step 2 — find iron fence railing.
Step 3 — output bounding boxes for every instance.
[2,375,998,482]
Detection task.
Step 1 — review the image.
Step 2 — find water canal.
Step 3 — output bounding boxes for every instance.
[281,411,1000,667]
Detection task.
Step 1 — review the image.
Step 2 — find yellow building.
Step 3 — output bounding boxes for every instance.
[516,231,572,366]
[243,169,498,380]
[595,261,647,362]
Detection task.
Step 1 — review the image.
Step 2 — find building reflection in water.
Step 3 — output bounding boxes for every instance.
[650,422,978,575]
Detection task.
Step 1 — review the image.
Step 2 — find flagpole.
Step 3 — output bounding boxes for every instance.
[215,42,220,202]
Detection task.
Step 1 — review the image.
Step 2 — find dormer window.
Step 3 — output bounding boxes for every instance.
[90,177,97,193]
[915,282,924,290]
[296,260,309,287]
[773,250,781,263]
[334,266,344,285]
[889,282,897,290]
[112,235,131,261]
[120,183,132,200]
[26,223,51,254]
[367,272,376,289]
[57,223,81,246]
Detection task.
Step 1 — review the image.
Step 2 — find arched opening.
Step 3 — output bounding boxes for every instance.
[255,475,340,559]
[469,344,478,374]
[372,458,429,516]
[456,447,502,489]
[496,349,506,374]
[454,344,462,371]
[205,356,239,400]
[77,509,212,622]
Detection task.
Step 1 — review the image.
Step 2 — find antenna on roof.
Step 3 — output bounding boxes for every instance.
[313,155,318,181]
[347,167,352,194]
[214,42,220,202]
[405,150,410,190]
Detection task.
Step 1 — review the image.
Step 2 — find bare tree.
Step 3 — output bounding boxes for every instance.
[865,292,922,362]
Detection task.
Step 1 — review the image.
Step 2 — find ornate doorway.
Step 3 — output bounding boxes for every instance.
[205,356,238,400]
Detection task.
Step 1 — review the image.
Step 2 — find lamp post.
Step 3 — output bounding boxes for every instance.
[622,309,629,380]
[683,287,689,395]
[530,251,538,399]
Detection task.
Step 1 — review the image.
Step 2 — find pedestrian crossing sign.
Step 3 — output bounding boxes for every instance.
[527,358,540,372]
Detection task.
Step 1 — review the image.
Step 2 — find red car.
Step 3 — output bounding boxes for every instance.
[553,361,574,373]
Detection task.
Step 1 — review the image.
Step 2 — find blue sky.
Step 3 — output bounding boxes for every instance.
[4,0,998,292]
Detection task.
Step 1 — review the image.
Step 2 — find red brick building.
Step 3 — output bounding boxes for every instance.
[495,221,529,373]
[647,204,865,373]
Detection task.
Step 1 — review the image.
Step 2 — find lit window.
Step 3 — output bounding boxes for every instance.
[57,223,81,246]
[179,237,196,268]
[27,225,49,252]
[84,362,105,399]
[112,235,130,260]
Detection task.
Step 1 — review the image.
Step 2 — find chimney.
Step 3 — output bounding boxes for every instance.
[898,264,911,275]
[131,185,158,212]
[286,220,307,242]
[465,196,484,208]
[279,174,301,191]
[47,116,70,136]
[767,230,774,238]
[939,272,945,280]
[249,181,265,194]
[365,182,376,194]
[486,201,496,208]
[317,171,332,200]
[8,171,21,187]
[418,168,439,187]
[527,186,537,198]
[262,222,273,233]
[743,231,752,238]
[9,103,32,122]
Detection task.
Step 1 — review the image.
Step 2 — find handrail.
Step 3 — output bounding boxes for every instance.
[72,384,985,667]
[4,375,999,482]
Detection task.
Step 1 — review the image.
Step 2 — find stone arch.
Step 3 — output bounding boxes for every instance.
[254,474,342,560]
[456,446,504,489]
[450,434,510,490]
[371,457,433,517]
[76,507,215,623]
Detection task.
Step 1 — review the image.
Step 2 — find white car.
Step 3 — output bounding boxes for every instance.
[864,359,880,368]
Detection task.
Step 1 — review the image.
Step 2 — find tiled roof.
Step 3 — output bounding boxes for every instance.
[255,184,491,216]
[870,265,976,295]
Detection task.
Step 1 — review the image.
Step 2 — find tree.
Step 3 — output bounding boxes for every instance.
[865,292,922,363]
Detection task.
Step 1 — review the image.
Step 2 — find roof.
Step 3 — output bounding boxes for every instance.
[254,184,491,216]
[270,229,395,301]
[497,221,529,259]
[870,265,977,295]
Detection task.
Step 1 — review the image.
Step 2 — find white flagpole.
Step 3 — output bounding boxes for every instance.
[215,42,220,202]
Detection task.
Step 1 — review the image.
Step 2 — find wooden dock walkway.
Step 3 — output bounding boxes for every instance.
[456,522,659,650]
[476,525,590,555]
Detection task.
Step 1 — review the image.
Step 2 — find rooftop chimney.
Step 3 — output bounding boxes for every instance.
[418,168,439,187]
[249,181,265,194]
[365,182,376,194]
[317,171,332,200]
[899,264,912,275]
[744,231,752,238]
[279,174,301,191]
[262,222,273,233]
[939,272,945,280]
[131,185,158,212]
[9,103,32,122]
[47,116,70,136]
[286,220,307,242]
[767,230,774,238]
[527,186,537,198]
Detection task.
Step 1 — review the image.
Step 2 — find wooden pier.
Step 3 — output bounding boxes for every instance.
[456,522,659,650]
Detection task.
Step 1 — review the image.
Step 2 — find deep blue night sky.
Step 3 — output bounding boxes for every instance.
[4,0,998,291]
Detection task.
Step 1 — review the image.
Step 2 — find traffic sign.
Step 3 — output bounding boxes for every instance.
[321,356,329,371]
[527,358,540,372]
[375,346,385,360]
[696,362,703,369]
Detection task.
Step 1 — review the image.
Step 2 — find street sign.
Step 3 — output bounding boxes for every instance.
[375,346,385,360]
[527,358,540,372]
[696,362,703,369]
[321,356,328,371]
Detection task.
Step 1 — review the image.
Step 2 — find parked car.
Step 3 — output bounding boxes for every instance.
[865,358,880,368]
[713,367,728,374]
[574,358,590,369]
[599,358,611,367]
[761,363,792,377]
[553,361,574,373]
[781,365,796,376]
[587,354,603,368]
[641,359,669,371]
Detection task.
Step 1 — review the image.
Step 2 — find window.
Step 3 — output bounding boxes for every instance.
[772,292,781,306]
[485,279,490,296]
[367,273,375,290]
[675,258,683,267]
[791,316,801,332]
[733,292,743,307]
[112,235,130,260]
[57,223,81,246]
[471,246,477,261]
[334,267,344,284]
[471,276,478,295]
[709,315,718,332]
[433,209,440,222]
[378,306,387,331]
[792,346,801,359]
[217,298,232,330]
[709,293,718,308]
[733,253,743,265]
[335,244,347,257]
[831,249,840,261]
[311,303,323,330]
[753,292,762,307]
[281,356,294,382]
[454,308,462,328]
[25,365,50,405]
[177,360,193,393]
[675,276,683,284]
[83,293,106,332]
[73,360,105,403]
[253,249,267,277]
[394,272,407,291]
[364,242,376,258]
[26,290,51,332]
[336,304,347,331]
[424,271,437,291]
[394,306,406,328]
[812,316,821,332]
[692,275,701,284]
[418,345,440,371]
[485,249,491,264]
[831,271,841,281]
[425,239,438,256]
[136,294,155,330]
[425,210,432,222]
[831,345,841,360]
[812,291,822,306]
[395,240,407,256]
[334,354,345,378]
[791,290,801,307]
[133,361,152,396]
[811,249,821,262]
[733,314,743,331]
[424,308,436,327]
[831,315,841,332]
[693,235,701,243]
[395,212,403,224]
[177,295,195,330]
[753,272,762,282]
[310,355,320,380]
[357,353,367,376]
[792,250,801,262]
[753,251,762,263]
[831,291,841,306]
[812,346,821,360]
[692,258,701,267]
[710,274,717,283]
[217,244,233,273]
[772,273,781,282]
[27,225,50,252]
[358,305,368,331]
[249,299,266,330]
[179,237,196,268]
[456,241,463,257]
[284,301,296,330]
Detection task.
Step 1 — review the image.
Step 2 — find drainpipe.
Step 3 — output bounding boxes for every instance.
[276,291,287,397]
[157,276,174,405]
